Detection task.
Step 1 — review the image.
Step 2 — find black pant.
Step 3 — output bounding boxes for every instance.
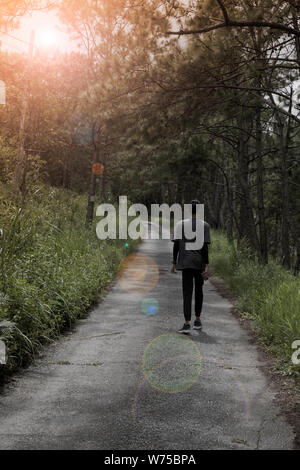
[182,269,204,322]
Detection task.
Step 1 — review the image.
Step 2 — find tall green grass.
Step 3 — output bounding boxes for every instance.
[0,183,136,377]
[210,231,300,375]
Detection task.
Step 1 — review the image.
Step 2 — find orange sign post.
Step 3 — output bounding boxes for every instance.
[92,163,104,176]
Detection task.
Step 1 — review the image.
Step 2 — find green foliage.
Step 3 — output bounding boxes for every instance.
[210,230,300,376]
[0,183,135,378]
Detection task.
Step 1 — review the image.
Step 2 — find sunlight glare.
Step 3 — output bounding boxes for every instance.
[40,30,57,48]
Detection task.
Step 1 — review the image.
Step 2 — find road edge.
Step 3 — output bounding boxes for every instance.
[210,276,300,450]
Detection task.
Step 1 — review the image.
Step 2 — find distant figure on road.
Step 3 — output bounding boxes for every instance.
[171,200,210,334]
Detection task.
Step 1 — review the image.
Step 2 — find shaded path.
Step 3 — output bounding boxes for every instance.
[0,238,295,449]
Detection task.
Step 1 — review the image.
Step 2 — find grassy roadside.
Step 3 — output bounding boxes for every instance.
[210,230,300,377]
[0,183,137,379]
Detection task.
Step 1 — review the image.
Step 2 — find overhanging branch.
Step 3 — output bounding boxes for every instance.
[166,21,300,38]
[166,0,300,38]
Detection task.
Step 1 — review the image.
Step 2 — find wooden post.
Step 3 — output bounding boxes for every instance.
[86,122,101,225]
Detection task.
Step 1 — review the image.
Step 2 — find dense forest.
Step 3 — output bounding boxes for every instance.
[0,1,299,374]
[1,0,299,269]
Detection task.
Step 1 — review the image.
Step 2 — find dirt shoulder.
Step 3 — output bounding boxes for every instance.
[210,276,300,450]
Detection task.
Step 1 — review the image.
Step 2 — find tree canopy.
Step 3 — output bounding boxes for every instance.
[0,0,299,270]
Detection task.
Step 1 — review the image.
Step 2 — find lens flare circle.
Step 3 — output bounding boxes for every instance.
[142,298,159,316]
[142,334,202,394]
[117,253,159,295]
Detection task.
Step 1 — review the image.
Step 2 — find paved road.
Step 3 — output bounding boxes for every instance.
[0,238,295,449]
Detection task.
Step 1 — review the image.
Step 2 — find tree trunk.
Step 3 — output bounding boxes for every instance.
[101,151,107,199]
[14,31,35,201]
[294,239,300,275]
[276,113,291,268]
[86,123,101,225]
[256,108,268,263]
[237,114,260,253]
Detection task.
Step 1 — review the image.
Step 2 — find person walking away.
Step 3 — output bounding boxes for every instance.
[171,200,210,334]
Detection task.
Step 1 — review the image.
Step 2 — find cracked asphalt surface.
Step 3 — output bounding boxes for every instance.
[0,238,295,449]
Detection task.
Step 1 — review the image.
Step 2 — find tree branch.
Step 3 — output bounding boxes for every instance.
[166,21,300,37]
[216,0,230,24]
[166,0,300,38]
